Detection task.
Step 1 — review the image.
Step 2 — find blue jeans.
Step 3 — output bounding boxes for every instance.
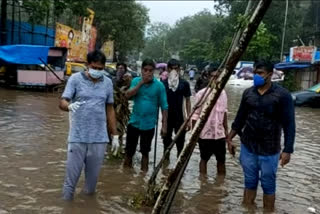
[240,143,280,195]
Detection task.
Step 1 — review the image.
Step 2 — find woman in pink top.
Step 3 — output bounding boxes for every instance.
[192,65,228,175]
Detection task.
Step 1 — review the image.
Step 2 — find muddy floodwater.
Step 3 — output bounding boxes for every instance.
[0,84,319,214]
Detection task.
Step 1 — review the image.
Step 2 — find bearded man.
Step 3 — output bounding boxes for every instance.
[162,59,192,160]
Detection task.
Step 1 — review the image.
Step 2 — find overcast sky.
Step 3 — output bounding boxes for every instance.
[138,1,216,26]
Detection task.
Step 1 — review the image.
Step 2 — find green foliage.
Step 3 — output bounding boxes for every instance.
[21,0,89,24]
[142,0,316,65]
[142,22,171,62]
[89,0,149,61]
[281,71,300,92]
[243,22,277,60]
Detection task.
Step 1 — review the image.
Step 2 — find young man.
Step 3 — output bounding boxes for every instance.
[192,64,228,175]
[124,59,168,171]
[59,50,117,200]
[227,60,295,211]
[162,59,191,159]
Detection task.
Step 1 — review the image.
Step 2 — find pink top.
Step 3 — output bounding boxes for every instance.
[191,88,228,140]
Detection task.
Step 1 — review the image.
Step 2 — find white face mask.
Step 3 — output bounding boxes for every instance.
[88,68,103,79]
[168,69,179,92]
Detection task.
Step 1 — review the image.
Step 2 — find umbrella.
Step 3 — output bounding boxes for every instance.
[156,63,167,69]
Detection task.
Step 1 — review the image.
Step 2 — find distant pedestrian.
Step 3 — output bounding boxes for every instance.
[192,64,228,175]
[189,68,195,81]
[162,59,191,160]
[114,62,132,90]
[124,59,168,171]
[227,60,295,211]
[59,50,117,200]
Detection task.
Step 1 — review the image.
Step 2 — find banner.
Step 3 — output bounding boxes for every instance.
[290,46,317,62]
[55,8,95,62]
[88,27,97,52]
[101,41,114,62]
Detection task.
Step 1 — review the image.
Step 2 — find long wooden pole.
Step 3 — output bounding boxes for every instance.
[151,1,272,213]
[147,0,255,200]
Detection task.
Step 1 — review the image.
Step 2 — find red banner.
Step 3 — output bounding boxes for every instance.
[290,46,316,62]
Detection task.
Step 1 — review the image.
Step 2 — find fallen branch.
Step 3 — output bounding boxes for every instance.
[151,1,273,213]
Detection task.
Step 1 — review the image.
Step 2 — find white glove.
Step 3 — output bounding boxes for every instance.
[111,135,120,156]
[68,101,86,112]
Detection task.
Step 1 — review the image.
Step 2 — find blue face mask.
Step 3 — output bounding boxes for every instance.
[253,74,266,87]
[88,68,103,79]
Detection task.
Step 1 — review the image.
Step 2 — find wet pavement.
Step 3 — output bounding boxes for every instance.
[0,84,319,214]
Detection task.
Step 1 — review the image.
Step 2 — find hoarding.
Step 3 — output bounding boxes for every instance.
[290,46,317,62]
[55,9,95,62]
[101,41,114,62]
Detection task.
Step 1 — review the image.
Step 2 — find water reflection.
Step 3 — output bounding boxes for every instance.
[0,86,319,213]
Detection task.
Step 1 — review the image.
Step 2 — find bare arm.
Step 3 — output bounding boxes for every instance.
[106,104,117,135]
[223,112,228,137]
[125,81,143,99]
[161,110,168,137]
[185,97,191,117]
[59,99,70,112]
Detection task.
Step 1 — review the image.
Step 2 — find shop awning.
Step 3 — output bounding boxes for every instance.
[274,62,312,70]
[0,45,50,65]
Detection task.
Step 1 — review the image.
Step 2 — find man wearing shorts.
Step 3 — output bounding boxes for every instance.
[227,60,295,211]
[124,59,168,171]
[192,64,228,175]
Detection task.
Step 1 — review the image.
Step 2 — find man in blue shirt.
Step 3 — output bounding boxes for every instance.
[124,59,168,171]
[227,60,295,211]
[59,50,117,200]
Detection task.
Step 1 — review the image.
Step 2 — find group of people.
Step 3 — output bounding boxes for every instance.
[59,50,296,211]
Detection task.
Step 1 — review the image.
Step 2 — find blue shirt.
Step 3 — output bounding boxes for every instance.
[129,77,168,130]
[232,83,295,155]
[62,72,114,143]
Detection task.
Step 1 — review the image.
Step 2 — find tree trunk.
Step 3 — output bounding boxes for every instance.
[151,1,272,213]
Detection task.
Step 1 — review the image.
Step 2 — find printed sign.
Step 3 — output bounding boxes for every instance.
[101,41,114,62]
[290,46,316,62]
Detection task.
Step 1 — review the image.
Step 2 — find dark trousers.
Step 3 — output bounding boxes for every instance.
[163,119,186,156]
[125,124,155,157]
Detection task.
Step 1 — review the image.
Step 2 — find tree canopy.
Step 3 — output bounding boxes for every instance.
[142,0,318,66]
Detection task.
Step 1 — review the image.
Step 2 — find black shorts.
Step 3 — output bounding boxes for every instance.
[198,138,226,162]
[125,124,155,157]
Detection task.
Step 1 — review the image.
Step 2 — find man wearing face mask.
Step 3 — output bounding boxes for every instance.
[227,60,295,211]
[124,59,168,171]
[59,50,117,200]
[162,59,192,160]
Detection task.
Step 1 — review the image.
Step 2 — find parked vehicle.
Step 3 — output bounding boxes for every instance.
[65,62,86,77]
[291,83,320,107]
[227,67,284,87]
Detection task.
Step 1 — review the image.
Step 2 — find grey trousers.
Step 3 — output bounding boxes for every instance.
[62,143,107,200]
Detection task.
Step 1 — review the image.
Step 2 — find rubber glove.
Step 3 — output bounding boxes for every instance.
[68,101,86,112]
[111,135,120,156]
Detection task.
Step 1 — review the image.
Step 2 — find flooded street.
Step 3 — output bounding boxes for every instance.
[0,84,319,214]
